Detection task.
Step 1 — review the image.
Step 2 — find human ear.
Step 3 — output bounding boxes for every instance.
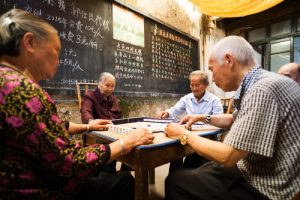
[224,53,235,71]
[224,54,231,64]
[21,32,36,54]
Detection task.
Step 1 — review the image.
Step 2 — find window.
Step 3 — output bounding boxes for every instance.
[244,16,299,72]
[271,20,291,37]
[253,44,267,68]
[249,27,266,42]
[270,53,290,72]
[270,40,290,72]
[271,41,290,53]
[294,36,300,63]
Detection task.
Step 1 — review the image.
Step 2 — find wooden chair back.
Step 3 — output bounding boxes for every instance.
[220,98,234,114]
[75,82,98,109]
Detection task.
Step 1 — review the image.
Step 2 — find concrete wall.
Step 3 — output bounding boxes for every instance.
[56,96,180,123]
[118,96,179,118]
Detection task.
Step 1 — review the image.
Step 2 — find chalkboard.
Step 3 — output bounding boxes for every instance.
[0,0,199,95]
[144,20,198,94]
[0,0,113,89]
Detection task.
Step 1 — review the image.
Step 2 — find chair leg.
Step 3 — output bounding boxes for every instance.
[149,168,155,184]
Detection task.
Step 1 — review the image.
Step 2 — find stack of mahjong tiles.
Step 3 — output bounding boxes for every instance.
[107,124,133,134]
[128,121,166,133]
[107,121,166,134]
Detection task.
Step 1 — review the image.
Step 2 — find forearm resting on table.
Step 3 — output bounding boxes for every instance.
[67,122,86,135]
[67,122,103,135]
[186,132,247,167]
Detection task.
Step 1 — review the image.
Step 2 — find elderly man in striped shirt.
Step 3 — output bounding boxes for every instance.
[165,36,300,200]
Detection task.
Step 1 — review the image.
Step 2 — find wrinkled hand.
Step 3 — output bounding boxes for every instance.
[179,114,202,130]
[123,128,155,154]
[165,123,187,139]
[88,119,112,131]
[157,111,169,119]
[89,119,112,125]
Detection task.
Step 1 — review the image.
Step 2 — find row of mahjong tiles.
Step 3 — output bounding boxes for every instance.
[107,119,210,134]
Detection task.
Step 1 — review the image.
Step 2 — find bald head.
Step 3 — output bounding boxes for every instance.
[278,63,300,85]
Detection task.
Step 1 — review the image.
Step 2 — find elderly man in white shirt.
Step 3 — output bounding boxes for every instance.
[158,70,223,170]
[158,70,223,120]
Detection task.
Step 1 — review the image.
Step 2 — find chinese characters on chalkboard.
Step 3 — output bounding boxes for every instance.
[58,3,110,50]
[150,24,193,81]
[114,42,144,89]
[1,0,112,88]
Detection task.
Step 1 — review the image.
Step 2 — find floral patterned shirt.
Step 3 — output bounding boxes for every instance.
[0,66,111,199]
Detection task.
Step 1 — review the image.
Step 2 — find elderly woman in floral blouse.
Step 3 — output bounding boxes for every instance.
[0,9,154,200]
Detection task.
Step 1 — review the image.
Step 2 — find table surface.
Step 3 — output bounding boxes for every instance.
[92,117,222,148]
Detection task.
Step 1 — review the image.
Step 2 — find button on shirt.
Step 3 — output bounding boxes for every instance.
[166,91,223,119]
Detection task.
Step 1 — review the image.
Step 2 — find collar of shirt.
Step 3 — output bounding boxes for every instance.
[233,65,263,110]
[234,65,263,100]
[191,91,209,104]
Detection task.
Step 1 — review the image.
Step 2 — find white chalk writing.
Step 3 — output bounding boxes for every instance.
[61,78,97,85]
[59,48,83,72]
[150,25,194,80]
[114,42,145,89]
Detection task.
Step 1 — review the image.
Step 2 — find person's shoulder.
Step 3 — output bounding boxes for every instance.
[81,89,99,104]
[204,91,221,100]
[182,93,193,99]
[1,68,53,105]
[256,71,298,90]
[250,71,300,99]
[1,67,22,79]
[84,88,97,97]
[111,94,120,101]
[1,67,41,90]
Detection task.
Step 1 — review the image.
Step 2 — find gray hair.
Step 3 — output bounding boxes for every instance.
[210,36,256,66]
[0,9,57,57]
[189,70,209,85]
[98,72,116,84]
